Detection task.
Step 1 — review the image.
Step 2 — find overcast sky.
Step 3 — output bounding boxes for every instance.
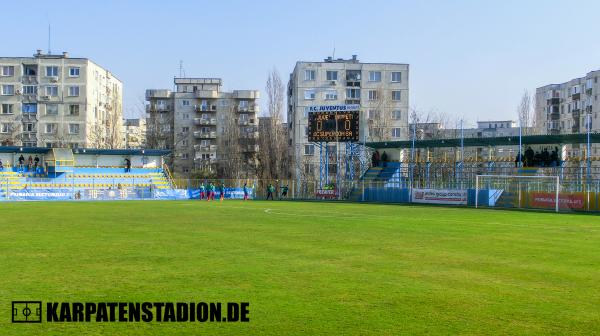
[2,0,600,125]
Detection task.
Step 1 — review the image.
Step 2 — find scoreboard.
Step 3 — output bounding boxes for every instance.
[307,105,360,142]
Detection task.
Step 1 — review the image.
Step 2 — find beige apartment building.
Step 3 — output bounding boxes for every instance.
[122,118,146,149]
[0,50,123,148]
[535,70,600,157]
[287,55,409,180]
[146,78,259,177]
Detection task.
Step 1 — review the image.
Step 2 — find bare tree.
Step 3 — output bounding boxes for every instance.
[517,89,532,135]
[366,85,394,142]
[218,103,246,179]
[0,115,23,146]
[257,68,289,180]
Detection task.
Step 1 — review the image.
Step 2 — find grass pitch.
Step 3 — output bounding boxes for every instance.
[1,200,599,335]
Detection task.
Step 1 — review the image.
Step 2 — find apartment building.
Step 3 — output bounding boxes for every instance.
[0,50,123,148]
[287,55,409,180]
[535,70,600,157]
[146,78,259,177]
[122,118,146,149]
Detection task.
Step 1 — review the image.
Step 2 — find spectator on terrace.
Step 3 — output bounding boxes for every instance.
[524,147,534,167]
[27,155,33,170]
[374,150,381,167]
[381,151,388,167]
[550,147,559,167]
[34,155,40,168]
[514,152,522,168]
[124,158,131,173]
[18,154,24,170]
[0,159,3,171]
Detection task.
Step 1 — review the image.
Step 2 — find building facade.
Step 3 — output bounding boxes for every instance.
[122,118,146,149]
[146,78,259,177]
[535,70,600,157]
[0,50,123,149]
[287,55,409,181]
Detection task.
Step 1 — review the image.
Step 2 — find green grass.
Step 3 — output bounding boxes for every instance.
[1,200,599,335]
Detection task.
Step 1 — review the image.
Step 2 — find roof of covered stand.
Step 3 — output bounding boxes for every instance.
[367,133,600,149]
[0,146,170,156]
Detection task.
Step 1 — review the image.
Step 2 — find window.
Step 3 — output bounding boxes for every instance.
[304,89,316,100]
[327,144,337,153]
[368,90,379,100]
[325,90,337,100]
[239,100,249,108]
[182,153,189,160]
[46,104,58,115]
[304,163,314,175]
[201,140,210,146]
[23,65,36,76]
[183,113,189,119]
[304,69,315,81]
[368,71,381,82]
[326,71,338,81]
[392,91,401,101]
[304,144,315,155]
[22,85,37,95]
[68,124,79,134]
[24,123,34,132]
[182,127,189,133]
[1,66,14,76]
[1,104,13,114]
[182,140,188,146]
[1,123,10,133]
[45,123,57,134]
[68,104,79,116]
[68,86,80,97]
[571,86,580,95]
[23,142,36,148]
[391,72,402,82]
[392,128,402,138]
[69,67,80,77]
[346,88,360,99]
[2,85,14,95]
[392,110,401,119]
[369,109,380,119]
[46,66,59,77]
[219,100,229,107]
[46,86,58,96]
[182,100,190,106]
[22,103,37,113]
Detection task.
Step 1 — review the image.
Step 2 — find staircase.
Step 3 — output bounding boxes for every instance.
[347,163,402,201]
[0,171,24,198]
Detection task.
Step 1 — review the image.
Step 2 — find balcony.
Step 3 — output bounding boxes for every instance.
[242,144,259,152]
[146,104,172,112]
[145,90,171,99]
[235,104,259,113]
[586,87,593,95]
[547,97,560,105]
[194,144,216,151]
[240,131,259,139]
[193,90,219,99]
[21,75,38,84]
[195,105,217,112]
[571,92,581,100]
[548,112,560,120]
[193,131,217,139]
[193,118,217,125]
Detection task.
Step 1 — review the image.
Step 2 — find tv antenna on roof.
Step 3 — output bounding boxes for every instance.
[48,23,52,54]
[179,60,186,78]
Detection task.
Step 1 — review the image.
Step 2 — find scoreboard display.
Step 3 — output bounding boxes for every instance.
[307,105,360,142]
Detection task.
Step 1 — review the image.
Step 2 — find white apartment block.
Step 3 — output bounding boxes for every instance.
[122,118,146,149]
[0,50,123,149]
[287,55,409,180]
[146,78,259,177]
[535,70,600,157]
